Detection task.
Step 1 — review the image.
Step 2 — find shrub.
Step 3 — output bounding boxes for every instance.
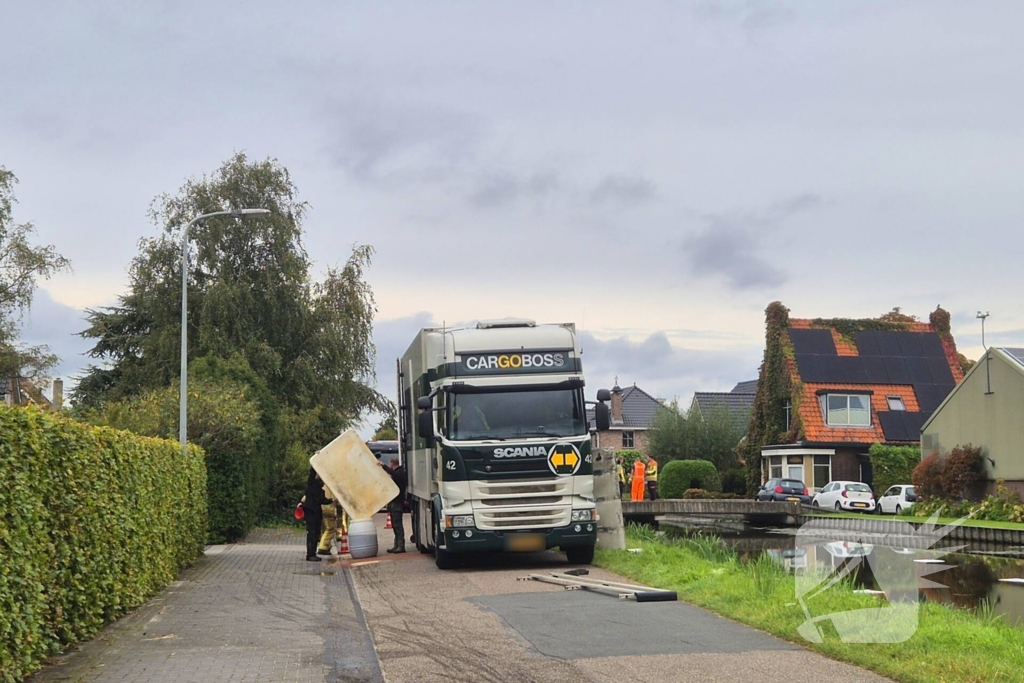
[0,405,206,682]
[869,443,919,496]
[659,459,721,499]
[941,444,984,501]
[84,377,263,543]
[617,449,643,472]
[913,453,944,500]
[721,467,747,495]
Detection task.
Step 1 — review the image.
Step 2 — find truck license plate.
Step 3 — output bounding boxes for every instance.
[505,533,545,552]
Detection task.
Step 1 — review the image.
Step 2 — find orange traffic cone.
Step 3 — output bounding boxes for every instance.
[385,512,393,529]
[339,529,350,555]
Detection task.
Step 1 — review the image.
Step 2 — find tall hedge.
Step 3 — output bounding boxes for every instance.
[868,443,919,496]
[81,373,263,543]
[0,406,207,682]
[660,459,722,499]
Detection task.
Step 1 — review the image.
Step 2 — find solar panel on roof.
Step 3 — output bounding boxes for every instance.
[896,332,925,357]
[915,384,951,412]
[884,357,911,384]
[904,412,928,439]
[789,329,836,356]
[862,356,889,383]
[927,356,955,384]
[878,411,908,441]
[918,334,946,358]
[906,357,933,384]
[875,331,902,356]
[795,355,824,382]
[837,357,868,383]
[855,331,881,356]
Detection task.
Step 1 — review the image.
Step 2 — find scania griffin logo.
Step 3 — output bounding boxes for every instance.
[547,443,581,477]
[464,353,565,371]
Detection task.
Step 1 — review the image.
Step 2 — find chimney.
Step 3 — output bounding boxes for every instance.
[611,383,624,425]
[52,378,63,411]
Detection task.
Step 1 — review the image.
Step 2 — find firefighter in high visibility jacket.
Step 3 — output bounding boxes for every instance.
[616,457,626,499]
[630,457,646,502]
[645,456,659,501]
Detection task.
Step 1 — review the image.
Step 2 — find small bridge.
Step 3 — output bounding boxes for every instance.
[621,499,801,527]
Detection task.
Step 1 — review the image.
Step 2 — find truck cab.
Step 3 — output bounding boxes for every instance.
[397,319,610,569]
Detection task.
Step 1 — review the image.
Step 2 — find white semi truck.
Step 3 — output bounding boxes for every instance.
[396,319,611,569]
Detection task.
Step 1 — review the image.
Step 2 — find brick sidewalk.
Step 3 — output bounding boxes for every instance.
[29,528,383,683]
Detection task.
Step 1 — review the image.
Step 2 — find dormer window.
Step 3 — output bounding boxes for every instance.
[820,393,871,426]
[886,396,906,411]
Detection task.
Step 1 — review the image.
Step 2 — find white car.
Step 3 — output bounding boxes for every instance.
[812,481,876,512]
[877,485,917,514]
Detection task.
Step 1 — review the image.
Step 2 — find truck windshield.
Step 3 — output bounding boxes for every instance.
[448,388,586,441]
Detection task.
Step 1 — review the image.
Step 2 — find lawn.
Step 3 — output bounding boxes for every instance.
[804,509,1024,531]
[594,527,1024,683]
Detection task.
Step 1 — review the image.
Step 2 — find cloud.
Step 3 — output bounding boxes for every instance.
[684,193,828,290]
[579,330,762,405]
[15,289,93,390]
[324,98,482,183]
[589,175,656,207]
[468,171,561,209]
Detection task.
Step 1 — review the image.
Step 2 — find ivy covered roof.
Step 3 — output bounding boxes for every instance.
[783,311,963,444]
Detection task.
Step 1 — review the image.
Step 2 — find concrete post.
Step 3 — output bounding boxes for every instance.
[593,446,625,550]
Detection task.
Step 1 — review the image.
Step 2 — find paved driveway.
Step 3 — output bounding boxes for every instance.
[30,517,890,683]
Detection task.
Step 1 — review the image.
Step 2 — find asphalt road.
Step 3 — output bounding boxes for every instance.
[350,517,890,683]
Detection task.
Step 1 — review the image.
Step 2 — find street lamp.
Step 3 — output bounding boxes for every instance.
[180,208,270,458]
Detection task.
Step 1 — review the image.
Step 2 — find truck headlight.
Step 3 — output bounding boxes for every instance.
[446,514,475,528]
[571,510,593,522]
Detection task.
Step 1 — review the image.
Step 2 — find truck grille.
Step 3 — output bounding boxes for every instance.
[470,478,573,530]
[475,508,570,529]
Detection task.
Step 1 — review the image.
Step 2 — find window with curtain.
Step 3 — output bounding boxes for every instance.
[821,394,871,426]
[769,455,783,479]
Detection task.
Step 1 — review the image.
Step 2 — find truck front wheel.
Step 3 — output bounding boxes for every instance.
[565,545,595,565]
[434,520,458,570]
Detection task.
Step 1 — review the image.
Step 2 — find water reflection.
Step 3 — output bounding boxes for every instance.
[664,523,1024,626]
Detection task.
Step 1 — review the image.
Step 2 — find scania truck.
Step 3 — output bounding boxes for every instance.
[396,318,611,569]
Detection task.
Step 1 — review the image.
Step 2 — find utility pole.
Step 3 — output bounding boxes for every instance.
[977,311,993,395]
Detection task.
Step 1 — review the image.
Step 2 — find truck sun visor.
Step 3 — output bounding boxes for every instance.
[445,378,584,394]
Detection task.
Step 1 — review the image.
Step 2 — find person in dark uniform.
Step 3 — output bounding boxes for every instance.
[379,457,407,554]
[298,467,328,562]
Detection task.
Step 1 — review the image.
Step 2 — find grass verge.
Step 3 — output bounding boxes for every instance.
[594,527,1024,683]
[804,510,1024,530]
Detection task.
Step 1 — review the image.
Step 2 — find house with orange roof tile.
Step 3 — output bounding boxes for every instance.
[747,304,964,492]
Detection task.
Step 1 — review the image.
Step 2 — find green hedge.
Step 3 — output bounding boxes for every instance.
[82,375,263,543]
[660,459,722,499]
[0,406,207,682]
[868,443,919,495]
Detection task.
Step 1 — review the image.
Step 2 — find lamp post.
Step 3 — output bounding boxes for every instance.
[180,208,270,458]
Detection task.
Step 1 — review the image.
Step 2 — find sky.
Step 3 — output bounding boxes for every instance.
[3,1,1023,432]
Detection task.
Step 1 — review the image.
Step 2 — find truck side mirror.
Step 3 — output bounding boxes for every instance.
[417,396,431,410]
[594,401,610,432]
[596,388,611,402]
[418,410,436,448]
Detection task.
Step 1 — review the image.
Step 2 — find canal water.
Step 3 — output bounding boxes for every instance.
[662,520,1024,627]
